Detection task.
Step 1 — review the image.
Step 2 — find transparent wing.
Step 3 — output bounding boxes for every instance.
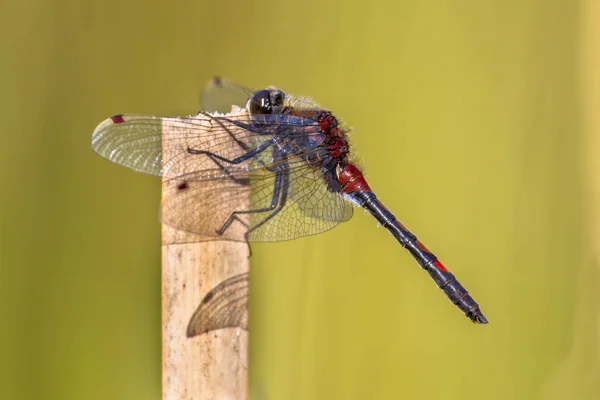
[161,172,252,242]
[91,115,163,175]
[161,162,353,242]
[247,162,354,241]
[186,272,249,337]
[201,77,254,113]
[91,112,326,179]
[287,161,352,222]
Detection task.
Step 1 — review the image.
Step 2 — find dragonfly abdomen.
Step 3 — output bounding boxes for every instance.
[339,164,488,324]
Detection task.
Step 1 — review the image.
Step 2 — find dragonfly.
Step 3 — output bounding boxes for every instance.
[91,77,488,324]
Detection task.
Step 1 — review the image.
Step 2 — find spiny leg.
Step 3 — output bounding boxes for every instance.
[194,153,250,185]
[244,166,289,242]
[216,166,286,238]
[198,111,274,172]
[198,111,256,152]
[187,139,272,164]
[187,140,273,184]
[209,113,301,173]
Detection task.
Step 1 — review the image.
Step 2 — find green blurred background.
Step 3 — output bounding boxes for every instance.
[2,1,598,399]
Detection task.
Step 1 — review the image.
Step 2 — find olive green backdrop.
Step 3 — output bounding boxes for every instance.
[2,1,598,399]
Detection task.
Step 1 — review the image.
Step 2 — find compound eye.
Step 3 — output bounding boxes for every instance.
[249,90,272,114]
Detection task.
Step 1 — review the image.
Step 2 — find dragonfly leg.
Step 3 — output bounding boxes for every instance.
[187,139,272,164]
[244,167,290,241]
[198,111,257,151]
[198,112,279,173]
[216,164,289,241]
[187,139,273,184]
[197,153,250,185]
[197,112,282,172]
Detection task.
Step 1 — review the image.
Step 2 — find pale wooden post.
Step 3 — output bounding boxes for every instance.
[161,110,250,400]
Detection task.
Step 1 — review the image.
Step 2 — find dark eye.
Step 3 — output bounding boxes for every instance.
[249,90,272,114]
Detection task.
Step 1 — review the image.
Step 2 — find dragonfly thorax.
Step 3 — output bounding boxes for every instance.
[318,112,349,162]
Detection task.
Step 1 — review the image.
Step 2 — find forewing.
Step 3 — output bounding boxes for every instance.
[91,111,325,179]
[91,111,256,178]
[91,115,163,175]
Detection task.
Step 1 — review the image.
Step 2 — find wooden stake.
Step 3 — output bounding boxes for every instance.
[161,110,250,400]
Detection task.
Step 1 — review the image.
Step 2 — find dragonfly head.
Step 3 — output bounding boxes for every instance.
[248,88,286,115]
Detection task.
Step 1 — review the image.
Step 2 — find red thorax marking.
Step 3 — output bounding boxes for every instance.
[328,137,346,158]
[318,112,337,131]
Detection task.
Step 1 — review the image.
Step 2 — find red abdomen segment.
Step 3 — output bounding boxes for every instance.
[339,163,488,324]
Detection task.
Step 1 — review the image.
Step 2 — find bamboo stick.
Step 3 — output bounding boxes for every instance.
[161,110,250,400]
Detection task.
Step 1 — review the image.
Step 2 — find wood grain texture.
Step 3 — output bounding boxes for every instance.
[162,110,249,400]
